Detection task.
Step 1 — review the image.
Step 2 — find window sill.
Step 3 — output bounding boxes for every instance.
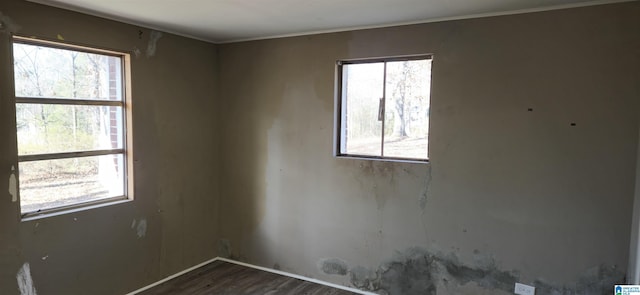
[335,154,429,164]
[21,197,133,222]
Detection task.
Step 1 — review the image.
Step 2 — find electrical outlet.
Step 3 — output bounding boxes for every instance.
[514,282,535,295]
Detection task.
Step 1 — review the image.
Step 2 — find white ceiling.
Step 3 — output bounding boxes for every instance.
[29,0,629,43]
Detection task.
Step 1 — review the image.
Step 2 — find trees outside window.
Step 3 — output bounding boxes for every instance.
[13,37,133,217]
[336,55,432,162]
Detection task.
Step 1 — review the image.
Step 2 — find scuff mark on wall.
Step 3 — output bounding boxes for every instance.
[16,263,37,295]
[146,31,163,57]
[131,218,147,238]
[9,165,17,202]
[0,12,21,34]
[319,258,348,275]
[345,247,623,295]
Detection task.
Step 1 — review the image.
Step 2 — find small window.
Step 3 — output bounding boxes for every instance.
[12,36,133,217]
[335,55,432,162]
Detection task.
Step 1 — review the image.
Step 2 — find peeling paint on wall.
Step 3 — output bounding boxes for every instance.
[319,258,348,275]
[131,218,147,238]
[9,165,17,202]
[0,12,21,34]
[146,31,163,57]
[16,263,37,295]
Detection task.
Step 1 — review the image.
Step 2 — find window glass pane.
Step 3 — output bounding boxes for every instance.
[342,63,384,156]
[13,43,122,101]
[384,59,431,160]
[16,104,124,155]
[19,154,125,214]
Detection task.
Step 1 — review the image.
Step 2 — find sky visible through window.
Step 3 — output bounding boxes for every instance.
[341,58,432,161]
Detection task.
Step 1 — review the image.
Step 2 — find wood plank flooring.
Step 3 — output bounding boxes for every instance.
[137,260,360,295]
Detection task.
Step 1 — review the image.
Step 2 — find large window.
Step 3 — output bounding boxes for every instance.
[12,36,133,217]
[335,55,432,162]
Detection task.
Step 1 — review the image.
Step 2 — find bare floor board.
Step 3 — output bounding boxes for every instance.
[138,260,359,295]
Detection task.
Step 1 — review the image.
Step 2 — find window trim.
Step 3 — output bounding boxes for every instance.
[333,54,433,163]
[12,35,134,219]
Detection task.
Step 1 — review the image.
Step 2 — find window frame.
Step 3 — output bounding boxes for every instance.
[333,54,433,163]
[12,35,134,219]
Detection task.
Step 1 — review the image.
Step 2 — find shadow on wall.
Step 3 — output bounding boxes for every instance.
[320,247,623,295]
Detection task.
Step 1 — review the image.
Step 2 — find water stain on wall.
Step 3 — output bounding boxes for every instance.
[217,239,232,258]
[533,264,623,295]
[319,258,348,276]
[343,248,517,295]
[218,238,248,261]
[419,166,432,211]
[323,247,623,295]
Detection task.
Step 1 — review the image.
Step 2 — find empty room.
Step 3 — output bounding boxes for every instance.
[1,0,640,294]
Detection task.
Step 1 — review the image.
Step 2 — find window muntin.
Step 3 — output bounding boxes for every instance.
[13,37,132,216]
[336,55,432,162]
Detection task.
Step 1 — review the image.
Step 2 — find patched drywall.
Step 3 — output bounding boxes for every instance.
[16,263,37,295]
[0,11,20,34]
[145,30,162,57]
[8,165,16,202]
[0,0,221,294]
[218,2,640,294]
[131,218,148,238]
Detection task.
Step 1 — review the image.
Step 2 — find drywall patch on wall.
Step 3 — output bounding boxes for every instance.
[0,12,21,34]
[131,218,147,238]
[319,258,348,275]
[9,165,17,202]
[16,263,37,295]
[146,31,163,57]
[133,47,142,58]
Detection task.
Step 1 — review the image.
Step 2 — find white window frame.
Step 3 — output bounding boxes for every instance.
[12,36,134,219]
[333,54,433,163]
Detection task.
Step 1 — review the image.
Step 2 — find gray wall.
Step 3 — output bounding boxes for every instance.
[0,1,220,294]
[218,2,640,294]
[1,1,640,295]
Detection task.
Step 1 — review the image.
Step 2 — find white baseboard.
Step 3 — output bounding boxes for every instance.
[125,257,377,295]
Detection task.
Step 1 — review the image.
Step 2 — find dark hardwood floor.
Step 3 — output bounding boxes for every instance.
[137,260,361,295]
